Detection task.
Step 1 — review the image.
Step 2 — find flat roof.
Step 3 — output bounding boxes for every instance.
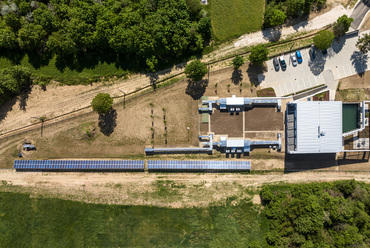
[294,101,342,153]
[226,139,245,147]
[226,96,244,105]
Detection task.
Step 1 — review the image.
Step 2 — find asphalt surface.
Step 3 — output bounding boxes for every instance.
[351,0,370,29]
[259,31,369,97]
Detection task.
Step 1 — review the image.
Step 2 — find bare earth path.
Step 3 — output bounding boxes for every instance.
[0,170,369,207]
[0,3,356,134]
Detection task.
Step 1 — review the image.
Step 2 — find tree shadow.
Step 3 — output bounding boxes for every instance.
[262,27,282,42]
[185,79,209,100]
[231,69,243,85]
[246,64,267,87]
[18,85,32,111]
[0,98,17,123]
[331,36,346,54]
[308,54,326,76]
[350,51,368,77]
[98,109,117,136]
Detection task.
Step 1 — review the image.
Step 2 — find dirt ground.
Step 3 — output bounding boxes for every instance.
[210,111,243,137]
[1,170,370,207]
[244,107,284,131]
[0,80,200,166]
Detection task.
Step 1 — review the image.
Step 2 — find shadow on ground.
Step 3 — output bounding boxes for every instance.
[246,64,267,87]
[337,152,370,166]
[231,69,243,85]
[308,53,326,76]
[351,51,368,77]
[332,36,346,54]
[98,109,117,136]
[186,79,209,100]
[0,98,17,123]
[284,153,337,173]
[262,28,282,42]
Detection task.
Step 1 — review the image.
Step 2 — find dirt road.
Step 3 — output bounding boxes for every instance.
[0,170,368,207]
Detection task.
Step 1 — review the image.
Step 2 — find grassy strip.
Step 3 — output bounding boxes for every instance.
[210,0,264,41]
[0,191,267,247]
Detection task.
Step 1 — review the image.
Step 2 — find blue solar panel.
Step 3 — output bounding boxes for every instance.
[13,160,145,172]
[147,160,251,171]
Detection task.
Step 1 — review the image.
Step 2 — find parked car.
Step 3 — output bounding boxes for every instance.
[290,54,298,67]
[309,47,316,60]
[279,56,287,70]
[273,58,280,71]
[295,50,302,64]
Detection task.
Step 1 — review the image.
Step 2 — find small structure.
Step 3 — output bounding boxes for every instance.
[23,144,36,151]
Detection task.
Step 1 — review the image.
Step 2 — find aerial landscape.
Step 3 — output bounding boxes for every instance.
[2,0,370,246]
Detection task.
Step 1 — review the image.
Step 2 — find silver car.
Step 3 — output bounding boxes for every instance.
[291,54,298,67]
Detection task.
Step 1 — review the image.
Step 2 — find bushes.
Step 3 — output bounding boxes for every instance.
[0,66,32,105]
[261,181,370,247]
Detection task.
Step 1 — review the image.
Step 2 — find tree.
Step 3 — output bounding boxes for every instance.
[0,27,17,49]
[333,15,353,37]
[185,60,208,81]
[17,23,47,51]
[46,31,77,56]
[356,33,370,54]
[264,5,286,27]
[249,44,269,66]
[232,55,245,69]
[313,30,334,51]
[91,93,113,114]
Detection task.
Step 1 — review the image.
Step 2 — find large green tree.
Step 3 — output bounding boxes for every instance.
[249,44,269,66]
[313,30,334,51]
[184,60,208,81]
[17,23,47,51]
[264,6,286,27]
[91,93,113,115]
[333,15,353,37]
[357,33,370,54]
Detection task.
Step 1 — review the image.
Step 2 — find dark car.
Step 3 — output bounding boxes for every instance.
[279,56,287,70]
[273,58,280,71]
[295,50,302,64]
[309,47,316,60]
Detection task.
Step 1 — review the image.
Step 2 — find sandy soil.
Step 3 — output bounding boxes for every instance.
[0,170,369,207]
[210,111,244,137]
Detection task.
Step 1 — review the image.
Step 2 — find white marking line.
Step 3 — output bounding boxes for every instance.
[308,77,314,87]
[342,66,347,77]
[348,63,354,75]
[302,78,307,89]
[290,81,295,93]
[284,83,289,95]
[336,67,341,79]
[314,76,318,84]
[278,84,283,96]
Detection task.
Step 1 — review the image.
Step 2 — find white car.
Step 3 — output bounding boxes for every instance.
[290,54,298,67]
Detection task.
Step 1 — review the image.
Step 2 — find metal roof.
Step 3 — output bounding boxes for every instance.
[226,139,245,147]
[226,95,244,105]
[295,101,342,153]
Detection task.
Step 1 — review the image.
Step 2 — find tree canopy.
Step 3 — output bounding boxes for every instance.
[333,15,354,37]
[0,0,211,71]
[232,55,245,69]
[249,44,269,66]
[356,33,370,54]
[313,30,335,51]
[261,180,370,247]
[91,93,113,115]
[184,60,208,81]
[0,66,32,105]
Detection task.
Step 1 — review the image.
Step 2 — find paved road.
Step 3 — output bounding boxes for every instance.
[259,31,369,97]
[351,0,370,29]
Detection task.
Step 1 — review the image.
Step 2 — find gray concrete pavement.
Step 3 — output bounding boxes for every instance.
[259,31,369,98]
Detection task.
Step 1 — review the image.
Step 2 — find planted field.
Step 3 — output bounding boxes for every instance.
[210,0,264,41]
[0,191,267,247]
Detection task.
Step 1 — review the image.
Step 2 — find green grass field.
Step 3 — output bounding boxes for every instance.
[210,0,265,41]
[0,192,267,247]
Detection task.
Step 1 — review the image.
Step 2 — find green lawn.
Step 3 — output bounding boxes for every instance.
[210,0,265,41]
[0,192,267,247]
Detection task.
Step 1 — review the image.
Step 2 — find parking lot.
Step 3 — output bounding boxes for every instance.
[259,31,370,97]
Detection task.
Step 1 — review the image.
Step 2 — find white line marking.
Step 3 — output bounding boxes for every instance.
[336,67,341,79]
[278,84,283,96]
[285,83,289,95]
[290,81,295,93]
[348,63,354,75]
[302,78,307,89]
[308,77,314,87]
[314,76,318,84]
[342,66,347,77]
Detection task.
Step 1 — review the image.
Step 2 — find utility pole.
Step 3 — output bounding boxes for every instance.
[118,89,126,109]
[31,117,46,137]
[187,127,190,142]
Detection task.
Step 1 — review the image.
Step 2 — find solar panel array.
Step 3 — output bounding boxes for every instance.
[147,160,251,171]
[14,160,144,171]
